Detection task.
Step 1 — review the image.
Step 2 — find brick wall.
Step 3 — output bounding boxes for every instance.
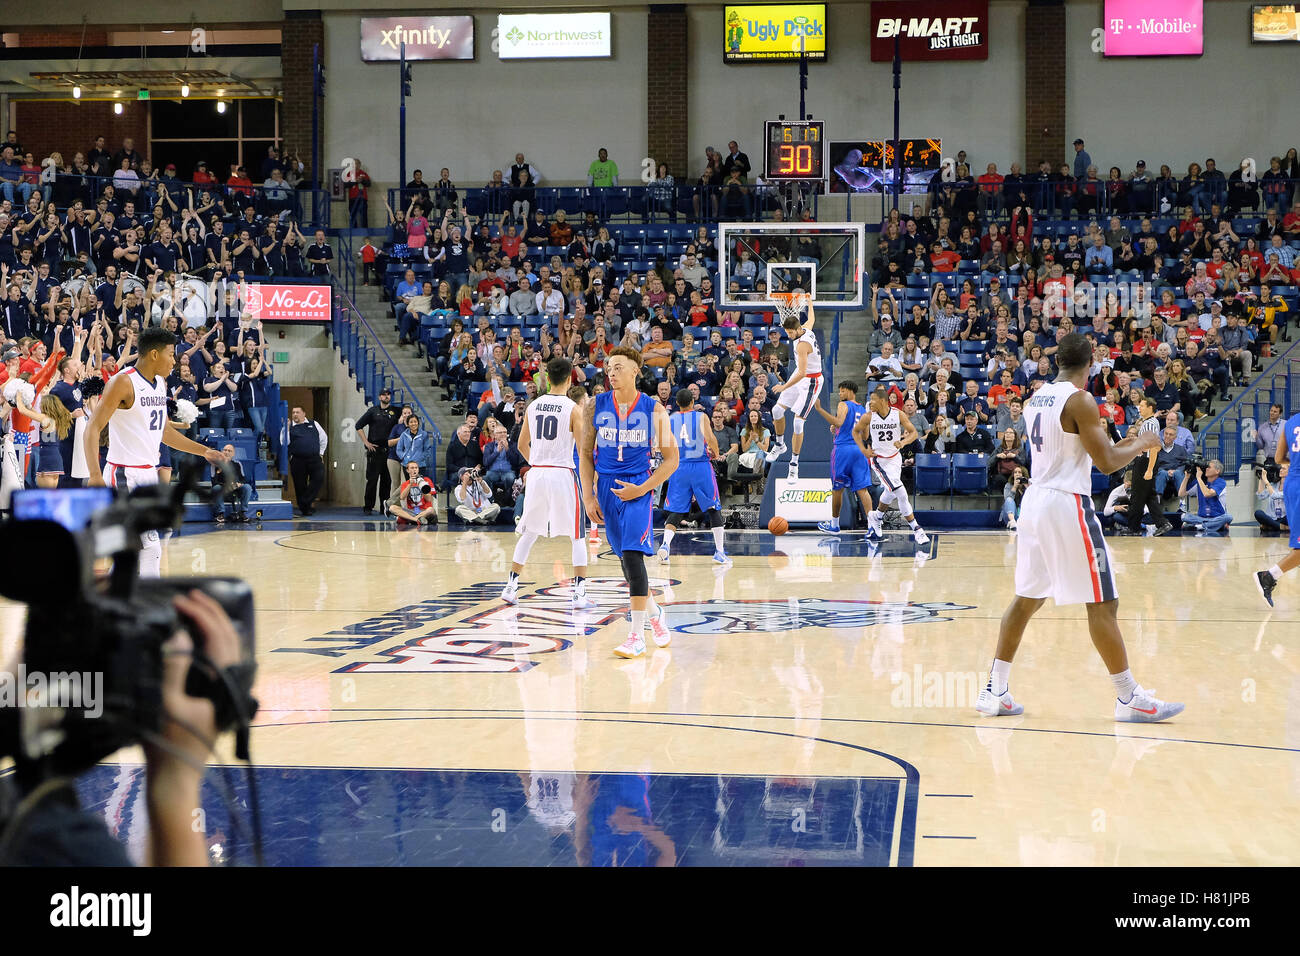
[281,11,324,181]
[647,5,688,179]
[13,31,110,46]
[1024,0,1066,170]
[12,100,148,165]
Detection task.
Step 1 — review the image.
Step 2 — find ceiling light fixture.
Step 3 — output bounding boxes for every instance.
[72,86,81,99]
[114,102,123,115]
[216,100,226,114]
[181,83,190,97]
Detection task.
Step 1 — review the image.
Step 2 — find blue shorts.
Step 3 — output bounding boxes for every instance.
[830,443,872,492]
[158,442,172,468]
[597,471,655,557]
[665,459,720,513]
[1286,482,1300,550]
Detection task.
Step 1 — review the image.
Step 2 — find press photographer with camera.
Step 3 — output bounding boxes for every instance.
[387,459,439,526]
[454,465,499,524]
[1178,458,1232,536]
[1255,461,1288,534]
[0,469,259,866]
[1001,465,1028,531]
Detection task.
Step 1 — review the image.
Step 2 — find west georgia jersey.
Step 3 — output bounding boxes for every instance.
[106,366,168,468]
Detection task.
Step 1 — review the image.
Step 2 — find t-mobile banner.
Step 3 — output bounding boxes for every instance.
[869,0,988,61]
[241,283,332,323]
[1103,0,1204,56]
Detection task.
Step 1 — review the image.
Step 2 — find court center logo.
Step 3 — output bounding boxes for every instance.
[666,599,974,634]
[272,583,974,674]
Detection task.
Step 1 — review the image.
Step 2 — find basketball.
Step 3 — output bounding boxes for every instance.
[768,516,789,535]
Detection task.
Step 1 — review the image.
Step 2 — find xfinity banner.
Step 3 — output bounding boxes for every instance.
[241,283,332,323]
[360,16,475,61]
[497,13,612,59]
[870,0,989,61]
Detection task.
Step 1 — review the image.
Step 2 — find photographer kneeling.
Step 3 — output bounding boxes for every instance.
[453,466,500,525]
[1,590,243,866]
[1001,466,1028,532]
[1255,462,1289,534]
[1178,458,1232,537]
[387,460,439,526]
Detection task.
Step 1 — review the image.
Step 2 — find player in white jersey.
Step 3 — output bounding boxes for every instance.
[502,357,593,608]
[766,303,823,481]
[974,333,1185,723]
[84,327,224,577]
[853,386,929,545]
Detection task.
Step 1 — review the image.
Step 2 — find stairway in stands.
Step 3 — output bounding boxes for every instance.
[348,282,465,451]
[830,308,874,390]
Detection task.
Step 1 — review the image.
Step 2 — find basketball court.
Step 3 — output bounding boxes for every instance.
[34,521,1300,866]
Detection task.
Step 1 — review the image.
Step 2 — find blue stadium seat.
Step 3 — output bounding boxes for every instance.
[914,454,951,495]
[199,428,225,442]
[951,453,989,494]
[1091,468,1111,496]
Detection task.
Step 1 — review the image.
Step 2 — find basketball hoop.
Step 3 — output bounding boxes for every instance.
[772,291,810,322]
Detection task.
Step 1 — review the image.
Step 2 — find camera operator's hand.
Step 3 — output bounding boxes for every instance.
[144,589,242,867]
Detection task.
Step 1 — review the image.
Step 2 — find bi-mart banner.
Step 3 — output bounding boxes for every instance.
[870,0,989,61]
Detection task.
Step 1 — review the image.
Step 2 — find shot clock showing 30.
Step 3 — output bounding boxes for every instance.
[765,120,826,181]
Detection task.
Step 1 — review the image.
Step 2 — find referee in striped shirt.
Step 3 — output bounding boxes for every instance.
[1125,396,1173,536]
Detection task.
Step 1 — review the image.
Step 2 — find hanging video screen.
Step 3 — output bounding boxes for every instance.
[828,139,941,193]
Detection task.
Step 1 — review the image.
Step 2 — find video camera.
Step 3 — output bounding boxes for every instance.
[1256,460,1283,484]
[0,462,258,790]
[1186,456,1211,476]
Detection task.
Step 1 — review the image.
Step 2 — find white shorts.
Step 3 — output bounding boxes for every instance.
[517,466,586,539]
[1014,485,1117,606]
[869,452,904,499]
[105,461,161,492]
[774,374,824,420]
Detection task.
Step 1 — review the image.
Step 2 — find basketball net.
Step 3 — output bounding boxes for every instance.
[772,291,810,323]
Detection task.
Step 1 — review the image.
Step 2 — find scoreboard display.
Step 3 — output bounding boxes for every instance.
[764,119,827,181]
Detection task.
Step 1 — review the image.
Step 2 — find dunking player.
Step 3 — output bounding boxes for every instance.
[975,333,1184,722]
[502,357,594,608]
[854,386,929,545]
[1255,405,1300,607]
[84,327,225,577]
[813,380,877,535]
[580,347,679,659]
[765,300,822,481]
[659,388,729,565]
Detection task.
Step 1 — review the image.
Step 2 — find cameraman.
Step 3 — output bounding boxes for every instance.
[453,465,499,524]
[387,459,439,526]
[1255,462,1289,534]
[1178,458,1233,536]
[2,590,240,866]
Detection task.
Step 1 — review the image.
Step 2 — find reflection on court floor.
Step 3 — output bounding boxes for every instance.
[74,766,911,866]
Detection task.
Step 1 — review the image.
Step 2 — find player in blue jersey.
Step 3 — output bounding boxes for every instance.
[812,380,878,534]
[1254,407,1300,607]
[580,347,679,658]
[659,389,729,566]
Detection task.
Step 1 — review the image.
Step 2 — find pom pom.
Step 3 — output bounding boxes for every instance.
[174,398,200,425]
[79,376,105,399]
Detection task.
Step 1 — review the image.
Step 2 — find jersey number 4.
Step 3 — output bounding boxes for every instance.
[1030,414,1044,454]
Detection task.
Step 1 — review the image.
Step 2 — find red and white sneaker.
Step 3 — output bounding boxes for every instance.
[1114,687,1184,722]
[649,605,672,648]
[614,634,646,659]
[975,686,1024,717]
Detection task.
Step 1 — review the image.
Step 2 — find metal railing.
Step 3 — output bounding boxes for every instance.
[329,281,442,468]
[1198,339,1300,480]
[385,184,796,225]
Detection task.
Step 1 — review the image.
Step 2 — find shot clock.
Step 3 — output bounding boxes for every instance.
[764,119,827,182]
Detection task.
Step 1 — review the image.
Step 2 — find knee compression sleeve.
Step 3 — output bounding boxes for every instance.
[572,536,588,569]
[664,512,688,528]
[706,508,724,529]
[792,417,805,434]
[513,531,539,566]
[621,551,649,596]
